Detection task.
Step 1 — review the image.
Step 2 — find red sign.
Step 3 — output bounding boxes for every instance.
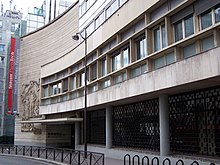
[7,37,16,114]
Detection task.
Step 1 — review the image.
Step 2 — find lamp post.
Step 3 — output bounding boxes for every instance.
[72,30,87,154]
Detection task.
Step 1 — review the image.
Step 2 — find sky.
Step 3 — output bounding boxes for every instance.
[1,0,43,16]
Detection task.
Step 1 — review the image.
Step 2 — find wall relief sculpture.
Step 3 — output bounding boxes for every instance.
[20,81,41,134]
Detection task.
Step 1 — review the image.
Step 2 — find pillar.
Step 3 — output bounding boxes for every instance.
[159,95,170,156]
[106,106,112,149]
[75,122,80,146]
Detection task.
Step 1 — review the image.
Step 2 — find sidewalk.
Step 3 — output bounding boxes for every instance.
[105,157,124,165]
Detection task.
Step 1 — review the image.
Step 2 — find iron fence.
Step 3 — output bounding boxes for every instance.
[124,154,217,165]
[0,145,104,165]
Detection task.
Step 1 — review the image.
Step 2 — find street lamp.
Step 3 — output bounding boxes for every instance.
[72,30,87,154]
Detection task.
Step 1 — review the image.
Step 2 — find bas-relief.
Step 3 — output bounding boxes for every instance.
[20,81,41,134]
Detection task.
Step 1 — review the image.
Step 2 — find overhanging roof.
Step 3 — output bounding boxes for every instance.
[19,118,83,124]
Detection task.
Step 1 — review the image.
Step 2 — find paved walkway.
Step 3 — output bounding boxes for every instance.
[105,158,124,165]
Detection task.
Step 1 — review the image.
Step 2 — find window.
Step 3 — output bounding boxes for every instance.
[201,10,212,30]
[101,58,107,76]
[0,80,3,89]
[0,44,5,52]
[0,21,2,28]
[58,82,62,94]
[183,43,196,58]
[63,78,68,92]
[80,2,86,16]
[86,22,94,36]
[174,15,194,42]
[215,5,220,23]
[102,79,110,88]
[154,24,166,51]
[119,0,127,6]
[50,84,57,95]
[71,76,76,90]
[0,68,4,77]
[95,11,105,28]
[106,0,118,19]
[154,52,175,69]
[79,72,85,87]
[0,33,2,40]
[43,86,48,97]
[131,64,147,78]
[122,47,129,66]
[114,72,126,84]
[89,84,98,93]
[201,35,214,51]
[0,57,4,65]
[90,63,97,81]
[112,53,121,71]
[0,93,3,103]
[136,37,147,60]
[11,23,19,32]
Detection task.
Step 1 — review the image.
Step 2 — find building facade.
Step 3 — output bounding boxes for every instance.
[0,10,22,143]
[16,0,220,164]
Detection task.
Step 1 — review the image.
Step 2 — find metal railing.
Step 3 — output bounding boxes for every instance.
[0,145,104,165]
[124,154,217,165]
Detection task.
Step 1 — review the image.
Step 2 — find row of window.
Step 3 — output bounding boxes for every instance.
[41,1,219,102]
[81,0,128,36]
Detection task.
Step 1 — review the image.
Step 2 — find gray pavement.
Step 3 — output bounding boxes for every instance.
[105,157,124,165]
[0,155,66,165]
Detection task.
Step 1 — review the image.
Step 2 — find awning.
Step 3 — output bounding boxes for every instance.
[19,117,83,124]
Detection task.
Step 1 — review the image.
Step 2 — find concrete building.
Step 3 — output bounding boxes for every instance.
[0,9,22,143]
[16,0,220,164]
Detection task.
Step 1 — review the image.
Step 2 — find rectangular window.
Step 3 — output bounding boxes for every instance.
[154,24,166,51]
[0,93,3,103]
[50,84,57,95]
[106,0,118,18]
[71,76,76,90]
[95,11,105,28]
[112,53,121,71]
[0,57,4,65]
[101,59,107,76]
[58,82,62,94]
[174,21,183,42]
[184,15,194,37]
[114,72,126,84]
[201,35,214,51]
[0,44,5,52]
[0,21,2,28]
[90,63,97,81]
[43,86,48,97]
[86,22,94,36]
[154,52,175,69]
[0,68,4,77]
[215,5,220,23]
[174,15,194,42]
[102,79,110,88]
[80,72,85,87]
[183,43,196,58]
[131,64,147,78]
[201,10,212,30]
[63,78,68,92]
[136,37,147,60]
[122,47,129,66]
[119,0,127,6]
[0,80,3,89]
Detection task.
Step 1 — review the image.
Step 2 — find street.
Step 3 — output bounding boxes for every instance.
[0,155,58,165]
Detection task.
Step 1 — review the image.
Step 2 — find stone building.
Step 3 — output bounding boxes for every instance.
[16,0,220,163]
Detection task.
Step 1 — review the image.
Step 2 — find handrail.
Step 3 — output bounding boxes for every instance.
[0,145,104,165]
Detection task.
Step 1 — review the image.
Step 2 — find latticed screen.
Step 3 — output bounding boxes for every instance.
[113,99,159,151]
[87,109,106,145]
[169,86,220,157]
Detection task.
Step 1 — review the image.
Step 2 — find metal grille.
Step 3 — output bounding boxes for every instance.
[169,86,220,157]
[87,109,106,145]
[113,99,159,150]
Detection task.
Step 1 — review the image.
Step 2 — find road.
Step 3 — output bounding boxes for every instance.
[0,155,58,165]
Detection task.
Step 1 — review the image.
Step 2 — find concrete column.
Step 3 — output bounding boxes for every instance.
[106,106,113,149]
[75,122,80,146]
[159,95,170,156]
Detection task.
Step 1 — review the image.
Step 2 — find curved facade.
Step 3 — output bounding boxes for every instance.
[17,0,220,164]
[15,2,79,147]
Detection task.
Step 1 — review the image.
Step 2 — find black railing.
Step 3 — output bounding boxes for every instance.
[0,145,104,165]
[124,154,217,165]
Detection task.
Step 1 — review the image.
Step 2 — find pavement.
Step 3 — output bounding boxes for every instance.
[105,157,124,165]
